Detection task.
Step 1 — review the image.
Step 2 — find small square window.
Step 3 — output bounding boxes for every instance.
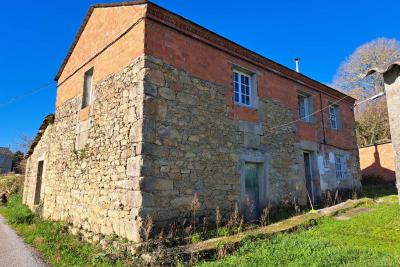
[233,70,252,106]
[82,68,93,109]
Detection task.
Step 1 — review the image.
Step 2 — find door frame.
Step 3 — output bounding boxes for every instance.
[303,151,315,204]
[239,150,271,214]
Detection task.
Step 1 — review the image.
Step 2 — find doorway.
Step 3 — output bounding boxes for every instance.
[34,160,44,205]
[303,152,315,205]
[243,162,261,223]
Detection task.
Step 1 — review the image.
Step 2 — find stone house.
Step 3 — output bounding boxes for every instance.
[0,147,13,174]
[23,0,361,243]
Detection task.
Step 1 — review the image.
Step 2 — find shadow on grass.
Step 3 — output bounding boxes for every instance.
[361,183,398,199]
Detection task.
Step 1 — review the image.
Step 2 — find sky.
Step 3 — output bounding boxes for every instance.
[1,0,399,151]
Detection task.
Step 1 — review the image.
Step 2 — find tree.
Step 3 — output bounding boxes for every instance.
[333,38,400,147]
[12,151,25,174]
[15,134,33,153]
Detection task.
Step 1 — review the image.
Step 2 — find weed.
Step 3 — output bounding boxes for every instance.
[6,195,35,224]
[191,193,201,232]
[191,233,201,243]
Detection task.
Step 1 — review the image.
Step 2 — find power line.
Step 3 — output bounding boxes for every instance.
[0,81,55,108]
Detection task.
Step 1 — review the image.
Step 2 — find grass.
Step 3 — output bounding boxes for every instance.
[1,173,399,266]
[200,193,400,266]
[0,195,129,267]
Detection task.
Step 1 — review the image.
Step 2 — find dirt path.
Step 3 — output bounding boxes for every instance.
[0,215,47,267]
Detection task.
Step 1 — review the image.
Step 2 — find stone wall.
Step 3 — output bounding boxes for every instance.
[23,124,53,207]
[140,56,361,227]
[24,57,147,243]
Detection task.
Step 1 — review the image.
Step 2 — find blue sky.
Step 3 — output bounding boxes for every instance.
[1,0,399,151]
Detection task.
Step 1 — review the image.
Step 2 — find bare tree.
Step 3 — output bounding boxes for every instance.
[14,134,33,154]
[333,38,400,146]
[333,38,400,95]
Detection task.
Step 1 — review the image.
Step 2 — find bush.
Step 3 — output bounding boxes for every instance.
[6,195,35,224]
[0,174,24,196]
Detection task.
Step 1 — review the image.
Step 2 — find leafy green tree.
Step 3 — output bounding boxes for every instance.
[12,151,25,174]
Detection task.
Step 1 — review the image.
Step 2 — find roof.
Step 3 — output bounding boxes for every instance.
[55,1,356,103]
[54,0,148,82]
[0,147,13,156]
[26,114,55,157]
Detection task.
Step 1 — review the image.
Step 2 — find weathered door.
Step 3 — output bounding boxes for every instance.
[303,152,314,204]
[34,161,44,205]
[244,163,260,223]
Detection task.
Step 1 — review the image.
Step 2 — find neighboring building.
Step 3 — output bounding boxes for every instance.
[0,147,13,174]
[23,1,361,243]
[359,142,395,183]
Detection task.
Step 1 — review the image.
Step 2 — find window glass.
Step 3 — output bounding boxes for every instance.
[82,68,93,109]
[335,154,346,180]
[233,71,252,106]
[298,94,312,122]
[329,105,338,129]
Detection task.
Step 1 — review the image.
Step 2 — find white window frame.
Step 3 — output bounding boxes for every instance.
[335,154,347,180]
[329,104,339,130]
[298,93,312,122]
[82,68,93,109]
[233,70,252,107]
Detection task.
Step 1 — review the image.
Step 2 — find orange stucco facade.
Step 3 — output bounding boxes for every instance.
[359,143,396,182]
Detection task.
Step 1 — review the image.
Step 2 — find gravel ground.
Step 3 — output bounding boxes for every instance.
[0,215,48,267]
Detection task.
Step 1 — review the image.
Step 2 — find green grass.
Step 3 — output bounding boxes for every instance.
[0,195,128,267]
[201,195,400,266]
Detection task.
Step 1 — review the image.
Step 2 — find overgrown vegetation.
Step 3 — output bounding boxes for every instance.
[0,173,24,196]
[200,194,400,266]
[2,172,397,266]
[0,174,140,266]
[0,196,133,266]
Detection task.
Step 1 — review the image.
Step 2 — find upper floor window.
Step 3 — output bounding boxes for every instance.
[82,68,93,109]
[233,70,252,106]
[329,104,340,130]
[298,93,312,122]
[335,154,347,180]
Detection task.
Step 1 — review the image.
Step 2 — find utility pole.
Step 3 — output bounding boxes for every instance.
[366,60,400,204]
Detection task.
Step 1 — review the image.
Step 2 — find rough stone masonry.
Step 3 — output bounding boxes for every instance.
[23,1,361,244]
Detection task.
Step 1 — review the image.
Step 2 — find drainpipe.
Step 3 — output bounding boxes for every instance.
[319,92,327,145]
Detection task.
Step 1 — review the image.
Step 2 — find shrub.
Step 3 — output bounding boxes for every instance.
[191,233,201,243]
[0,174,24,196]
[6,195,35,224]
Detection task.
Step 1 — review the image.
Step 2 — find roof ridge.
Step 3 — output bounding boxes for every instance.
[54,0,150,81]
